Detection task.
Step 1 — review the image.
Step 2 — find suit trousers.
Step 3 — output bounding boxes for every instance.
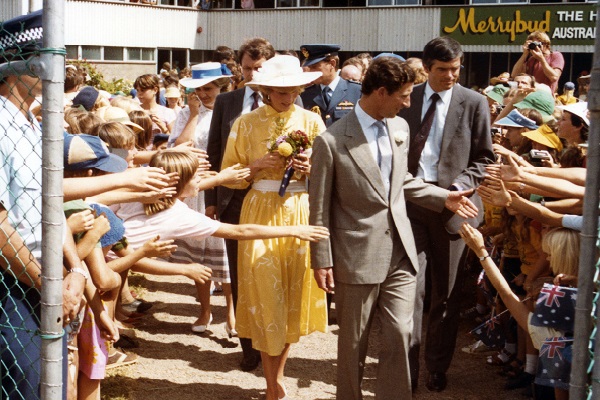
[220,194,259,360]
[335,253,415,400]
[408,202,467,375]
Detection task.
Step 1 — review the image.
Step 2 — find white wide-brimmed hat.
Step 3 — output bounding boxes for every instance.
[557,101,589,127]
[180,62,232,89]
[245,55,322,88]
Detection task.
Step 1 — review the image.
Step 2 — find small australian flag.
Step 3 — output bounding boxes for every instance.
[530,283,577,332]
[535,336,572,390]
[469,314,506,349]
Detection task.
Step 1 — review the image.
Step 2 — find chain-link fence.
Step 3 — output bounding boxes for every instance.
[0,3,65,400]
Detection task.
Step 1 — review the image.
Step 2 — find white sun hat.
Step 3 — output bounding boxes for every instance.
[557,101,589,127]
[245,55,322,88]
[179,62,232,89]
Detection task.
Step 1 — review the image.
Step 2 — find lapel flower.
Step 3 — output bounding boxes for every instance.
[393,130,407,144]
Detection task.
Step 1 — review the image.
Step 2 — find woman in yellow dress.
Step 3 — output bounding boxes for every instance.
[221,55,327,400]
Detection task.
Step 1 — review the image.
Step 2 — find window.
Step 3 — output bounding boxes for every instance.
[127,48,155,61]
[81,46,101,60]
[104,47,124,61]
[66,45,78,60]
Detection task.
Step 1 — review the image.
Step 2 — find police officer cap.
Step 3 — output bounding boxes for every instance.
[0,10,43,54]
[300,44,341,67]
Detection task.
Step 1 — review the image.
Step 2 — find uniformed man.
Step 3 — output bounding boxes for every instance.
[300,44,362,127]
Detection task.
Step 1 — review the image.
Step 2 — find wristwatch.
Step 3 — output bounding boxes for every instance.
[479,254,490,261]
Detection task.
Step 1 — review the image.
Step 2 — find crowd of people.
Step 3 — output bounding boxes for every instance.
[0,8,594,400]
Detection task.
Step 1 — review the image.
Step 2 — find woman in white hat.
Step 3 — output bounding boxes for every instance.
[168,62,239,336]
[164,86,182,116]
[221,55,327,400]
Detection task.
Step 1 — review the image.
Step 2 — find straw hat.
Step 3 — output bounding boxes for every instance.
[97,106,144,134]
[179,62,232,89]
[165,87,181,98]
[522,124,563,151]
[557,101,589,127]
[245,55,322,88]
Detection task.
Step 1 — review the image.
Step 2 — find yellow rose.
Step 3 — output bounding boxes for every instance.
[278,142,293,157]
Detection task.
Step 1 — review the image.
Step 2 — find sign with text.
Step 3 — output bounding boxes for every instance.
[441,5,597,46]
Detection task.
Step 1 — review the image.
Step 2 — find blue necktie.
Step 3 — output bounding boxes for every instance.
[322,86,332,108]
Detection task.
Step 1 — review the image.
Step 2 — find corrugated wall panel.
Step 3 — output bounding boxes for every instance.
[65,1,207,49]
[205,7,440,52]
[0,0,27,21]
[64,2,593,54]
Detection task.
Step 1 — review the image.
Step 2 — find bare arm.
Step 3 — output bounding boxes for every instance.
[459,223,530,331]
[213,223,329,242]
[64,167,172,201]
[0,208,42,289]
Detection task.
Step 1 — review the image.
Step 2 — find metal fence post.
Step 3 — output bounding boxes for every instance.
[570,2,600,398]
[39,1,65,399]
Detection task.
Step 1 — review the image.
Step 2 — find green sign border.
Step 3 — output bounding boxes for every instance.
[440,4,597,46]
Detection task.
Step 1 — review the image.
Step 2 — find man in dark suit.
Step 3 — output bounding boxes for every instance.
[309,56,479,399]
[300,44,362,127]
[205,37,275,372]
[398,36,495,392]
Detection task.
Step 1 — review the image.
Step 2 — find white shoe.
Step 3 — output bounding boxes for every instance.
[191,314,213,333]
[225,322,238,338]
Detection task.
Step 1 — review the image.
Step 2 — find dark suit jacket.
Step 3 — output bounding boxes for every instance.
[398,83,495,232]
[309,111,448,284]
[205,88,247,218]
[301,78,362,128]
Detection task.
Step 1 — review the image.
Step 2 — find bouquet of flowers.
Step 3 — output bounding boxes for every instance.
[267,118,318,196]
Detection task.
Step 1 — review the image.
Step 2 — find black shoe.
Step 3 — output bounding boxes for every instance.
[411,378,418,392]
[505,372,534,390]
[426,372,447,392]
[239,353,261,372]
[122,299,153,314]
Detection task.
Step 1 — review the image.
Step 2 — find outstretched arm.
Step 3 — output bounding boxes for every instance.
[459,223,530,331]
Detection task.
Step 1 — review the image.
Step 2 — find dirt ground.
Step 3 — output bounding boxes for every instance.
[102,272,522,400]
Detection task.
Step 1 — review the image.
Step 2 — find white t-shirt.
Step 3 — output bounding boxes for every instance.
[110,200,221,251]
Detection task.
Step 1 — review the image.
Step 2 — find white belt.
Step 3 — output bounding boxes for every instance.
[252,180,307,193]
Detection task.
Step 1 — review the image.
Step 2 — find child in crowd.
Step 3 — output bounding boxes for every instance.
[460,224,579,400]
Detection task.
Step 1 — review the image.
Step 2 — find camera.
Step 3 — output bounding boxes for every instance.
[492,104,504,114]
[528,41,542,50]
[491,127,502,135]
[529,149,551,160]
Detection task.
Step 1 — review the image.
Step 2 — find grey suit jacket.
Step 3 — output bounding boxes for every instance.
[205,88,246,217]
[398,83,495,232]
[309,111,448,285]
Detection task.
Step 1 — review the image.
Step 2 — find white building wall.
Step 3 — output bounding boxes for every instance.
[0,0,28,21]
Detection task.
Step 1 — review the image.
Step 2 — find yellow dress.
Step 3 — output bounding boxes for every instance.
[221,104,327,356]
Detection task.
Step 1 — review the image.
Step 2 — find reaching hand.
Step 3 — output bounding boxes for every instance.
[141,235,177,259]
[67,209,95,234]
[90,214,111,238]
[217,164,251,186]
[477,176,511,208]
[444,189,478,218]
[458,223,486,256]
[121,166,176,191]
[292,225,330,242]
[314,267,335,293]
[185,263,212,284]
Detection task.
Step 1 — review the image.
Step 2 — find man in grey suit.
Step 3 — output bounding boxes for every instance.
[309,57,478,399]
[397,36,495,392]
[205,37,275,372]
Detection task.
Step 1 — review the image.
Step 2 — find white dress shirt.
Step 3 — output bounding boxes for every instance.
[241,85,263,115]
[417,83,453,182]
